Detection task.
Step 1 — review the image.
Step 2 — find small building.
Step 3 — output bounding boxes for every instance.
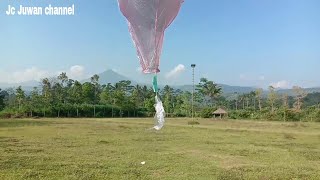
[213,108,228,119]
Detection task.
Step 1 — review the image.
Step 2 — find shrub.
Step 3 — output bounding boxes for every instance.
[0,111,12,119]
[200,107,215,118]
[188,121,200,125]
[285,110,302,122]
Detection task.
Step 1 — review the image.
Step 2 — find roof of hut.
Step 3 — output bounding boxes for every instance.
[213,108,228,114]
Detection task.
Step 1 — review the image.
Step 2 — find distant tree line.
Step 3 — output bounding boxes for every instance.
[226,86,320,122]
[0,73,320,122]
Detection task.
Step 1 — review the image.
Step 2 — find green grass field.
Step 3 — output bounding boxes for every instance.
[1,118,320,179]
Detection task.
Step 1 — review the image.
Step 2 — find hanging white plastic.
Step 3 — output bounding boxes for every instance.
[153,95,165,130]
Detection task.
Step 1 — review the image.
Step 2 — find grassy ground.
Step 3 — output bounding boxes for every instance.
[0,118,320,180]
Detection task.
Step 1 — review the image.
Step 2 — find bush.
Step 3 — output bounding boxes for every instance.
[263,112,278,121]
[229,109,254,119]
[0,108,17,119]
[228,111,238,119]
[0,111,12,119]
[302,107,320,122]
[172,113,186,117]
[188,121,200,125]
[200,107,215,118]
[238,110,252,119]
[285,110,302,122]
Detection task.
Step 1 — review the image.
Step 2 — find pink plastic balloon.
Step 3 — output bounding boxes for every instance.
[118,0,184,74]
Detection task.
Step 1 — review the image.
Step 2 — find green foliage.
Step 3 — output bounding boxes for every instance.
[0,110,13,118]
[303,93,320,107]
[262,111,279,121]
[196,78,222,106]
[1,73,320,122]
[200,107,215,118]
[229,109,255,119]
[0,89,5,111]
[300,106,320,122]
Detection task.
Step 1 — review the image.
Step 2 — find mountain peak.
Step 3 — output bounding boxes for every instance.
[101,69,119,75]
[82,69,138,85]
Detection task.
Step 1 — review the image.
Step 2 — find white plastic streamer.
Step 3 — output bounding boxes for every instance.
[153,95,165,130]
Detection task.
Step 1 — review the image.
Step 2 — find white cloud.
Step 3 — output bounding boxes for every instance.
[165,64,186,79]
[0,65,87,83]
[270,80,290,89]
[0,67,49,83]
[0,71,10,83]
[68,65,86,80]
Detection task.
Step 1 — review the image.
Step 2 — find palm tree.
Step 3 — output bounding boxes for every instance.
[70,80,83,117]
[293,86,307,112]
[58,72,68,87]
[196,78,222,106]
[131,84,144,116]
[90,74,100,117]
[238,94,245,109]
[255,88,263,111]
[161,85,174,114]
[282,93,289,121]
[249,91,256,109]
[0,89,5,111]
[41,78,52,117]
[268,86,277,113]
[16,86,25,111]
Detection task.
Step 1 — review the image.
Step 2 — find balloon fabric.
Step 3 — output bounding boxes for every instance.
[118,0,184,74]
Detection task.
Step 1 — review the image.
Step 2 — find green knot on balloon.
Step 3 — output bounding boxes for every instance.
[152,75,158,93]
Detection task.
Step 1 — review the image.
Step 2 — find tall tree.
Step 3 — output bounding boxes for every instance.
[41,78,52,117]
[282,93,289,121]
[28,87,41,117]
[91,74,100,117]
[16,86,25,111]
[58,72,68,87]
[174,91,192,117]
[196,78,222,106]
[130,84,145,116]
[70,80,83,117]
[249,91,256,109]
[161,85,175,114]
[238,94,246,109]
[82,82,95,104]
[231,92,239,110]
[267,86,277,113]
[292,86,307,112]
[52,81,64,117]
[111,80,134,117]
[244,93,250,109]
[4,88,15,109]
[100,83,114,105]
[58,72,69,104]
[255,88,263,111]
[0,89,6,111]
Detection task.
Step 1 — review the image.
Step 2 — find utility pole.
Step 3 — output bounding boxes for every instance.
[191,64,196,120]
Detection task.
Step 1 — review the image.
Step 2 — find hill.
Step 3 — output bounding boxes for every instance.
[173,84,257,96]
[1,70,320,97]
[81,69,138,85]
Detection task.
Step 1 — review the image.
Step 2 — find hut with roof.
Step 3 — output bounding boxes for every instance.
[212,108,228,119]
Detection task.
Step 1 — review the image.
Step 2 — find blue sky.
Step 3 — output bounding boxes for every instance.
[0,0,319,88]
